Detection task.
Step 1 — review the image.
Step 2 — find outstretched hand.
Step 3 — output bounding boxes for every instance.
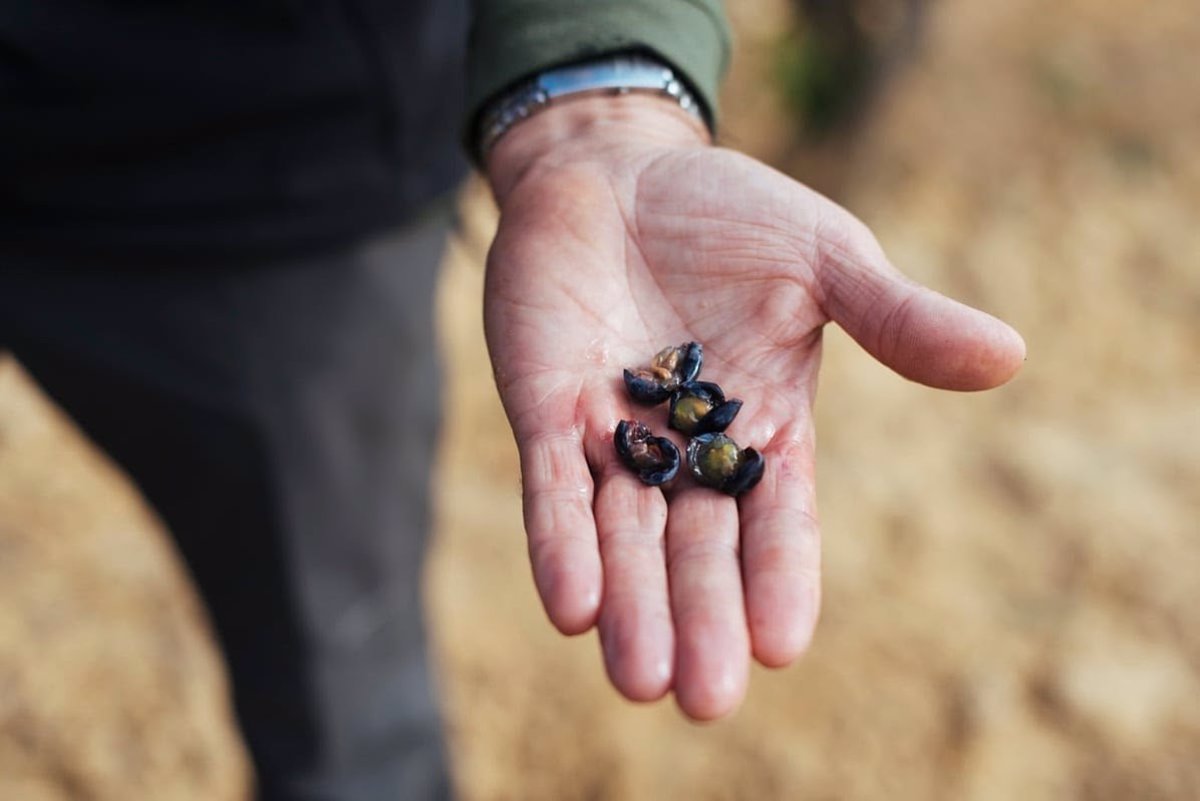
[483,95,1024,720]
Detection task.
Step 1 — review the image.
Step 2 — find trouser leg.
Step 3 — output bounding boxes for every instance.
[0,214,453,801]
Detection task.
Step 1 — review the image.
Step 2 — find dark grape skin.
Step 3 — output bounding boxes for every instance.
[667,380,743,437]
[686,433,764,497]
[622,341,704,405]
[619,342,763,496]
[614,419,681,486]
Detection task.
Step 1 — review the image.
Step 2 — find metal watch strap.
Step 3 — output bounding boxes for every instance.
[476,53,707,160]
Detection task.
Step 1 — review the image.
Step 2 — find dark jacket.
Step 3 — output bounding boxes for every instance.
[0,0,728,260]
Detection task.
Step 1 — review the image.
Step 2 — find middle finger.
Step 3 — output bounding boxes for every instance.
[666,485,750,720]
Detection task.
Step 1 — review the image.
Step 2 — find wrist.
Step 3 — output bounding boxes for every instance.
[486,93,710,205]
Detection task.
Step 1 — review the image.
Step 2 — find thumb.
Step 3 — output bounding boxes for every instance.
[814,213,1026,391]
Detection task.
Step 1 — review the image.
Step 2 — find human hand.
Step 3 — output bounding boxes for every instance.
[482,95,1024,719]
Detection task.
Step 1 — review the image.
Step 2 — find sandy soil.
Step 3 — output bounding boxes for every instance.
[0,361,250,801]
[1,0,1197,798]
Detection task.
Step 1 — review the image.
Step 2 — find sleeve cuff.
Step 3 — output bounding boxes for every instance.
[466,0,731,145]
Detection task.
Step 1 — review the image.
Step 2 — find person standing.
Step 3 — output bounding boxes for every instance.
[0,1,1023,798]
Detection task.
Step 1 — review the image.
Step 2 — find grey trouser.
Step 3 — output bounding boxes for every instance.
[0,211,454,801]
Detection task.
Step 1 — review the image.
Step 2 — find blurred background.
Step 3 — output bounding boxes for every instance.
[1,0,1197,798]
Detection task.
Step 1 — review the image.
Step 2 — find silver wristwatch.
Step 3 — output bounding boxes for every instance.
[476,52,708,160]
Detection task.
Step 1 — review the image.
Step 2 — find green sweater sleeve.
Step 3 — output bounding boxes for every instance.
[466,0,732,136]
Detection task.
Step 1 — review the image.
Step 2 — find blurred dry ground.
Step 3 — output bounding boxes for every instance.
[1,0,1198,799]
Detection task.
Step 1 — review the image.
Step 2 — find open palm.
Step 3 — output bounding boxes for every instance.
[484,105,1024,719]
